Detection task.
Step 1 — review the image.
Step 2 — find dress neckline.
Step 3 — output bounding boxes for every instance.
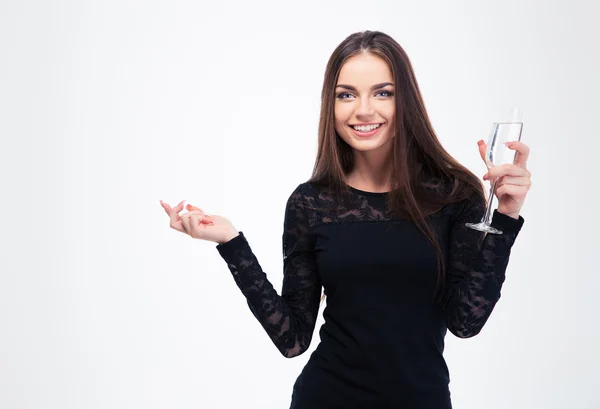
[346,185,390,197]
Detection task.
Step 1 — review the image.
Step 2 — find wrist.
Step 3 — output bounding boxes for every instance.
[497,210,520,220]
[218,230,240,244]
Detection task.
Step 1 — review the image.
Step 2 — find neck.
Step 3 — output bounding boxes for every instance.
[345,148,393,193]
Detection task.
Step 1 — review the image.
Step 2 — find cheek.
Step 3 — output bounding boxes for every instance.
[335,106,355,139]
[334,103,352,126]
[382,101,395,121]
[334,108,343,135]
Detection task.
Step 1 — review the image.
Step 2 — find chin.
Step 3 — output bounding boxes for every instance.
[343,133,392,153]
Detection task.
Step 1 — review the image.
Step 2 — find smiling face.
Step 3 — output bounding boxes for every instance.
[334,52,396,156]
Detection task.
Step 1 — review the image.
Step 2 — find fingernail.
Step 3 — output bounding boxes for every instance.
[477,140,484,145]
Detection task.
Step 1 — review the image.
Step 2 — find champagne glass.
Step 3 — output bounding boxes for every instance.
[465,107,523,234]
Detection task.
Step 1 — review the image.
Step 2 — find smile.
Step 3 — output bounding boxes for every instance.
[352,123,382,132]
[349,123,384,137]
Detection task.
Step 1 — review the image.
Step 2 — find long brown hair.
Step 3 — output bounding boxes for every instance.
[310,30,485,302]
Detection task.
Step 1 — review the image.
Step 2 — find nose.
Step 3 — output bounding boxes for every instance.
[355,97,374,119]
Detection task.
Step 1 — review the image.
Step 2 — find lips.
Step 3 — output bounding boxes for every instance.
[349,123,385,138]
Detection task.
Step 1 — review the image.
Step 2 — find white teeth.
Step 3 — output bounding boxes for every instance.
[352,124,381,132]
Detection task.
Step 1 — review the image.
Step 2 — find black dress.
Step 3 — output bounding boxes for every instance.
[216,182,524,409]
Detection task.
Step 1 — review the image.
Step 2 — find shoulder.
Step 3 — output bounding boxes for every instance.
[287,182,318,204]
[288,180,338,202]
[289,181,319,197]
[284,181,342,227]
[285,181,327,212]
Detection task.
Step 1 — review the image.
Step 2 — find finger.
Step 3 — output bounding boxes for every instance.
[505,141,530,168]
[477,139,487,162]
[161,200,184,214]
[496,176,532,187]
[161,200,185,211]
[169,201,186,227]
[486,164,530,180]
[495,184,528,200]
[169,219,186,233]
[186,204,206,214]
[187,204,213,219]
[184,210,205,217]
[182,210,209,232]
[160,200,173,215]
[180,212,192,233]
[189,214,212,237]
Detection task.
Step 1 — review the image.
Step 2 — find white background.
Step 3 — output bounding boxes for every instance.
[1,0,598,408]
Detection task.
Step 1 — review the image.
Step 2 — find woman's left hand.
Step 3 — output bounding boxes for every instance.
[478,139,532,219]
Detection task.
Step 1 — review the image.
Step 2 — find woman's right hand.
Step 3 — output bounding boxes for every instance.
[160,200,239,244]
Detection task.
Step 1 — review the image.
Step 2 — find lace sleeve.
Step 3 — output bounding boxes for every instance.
[216,184,322,357]
[443,193,524,338]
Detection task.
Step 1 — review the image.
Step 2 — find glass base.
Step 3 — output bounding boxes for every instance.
[465,222,503,235]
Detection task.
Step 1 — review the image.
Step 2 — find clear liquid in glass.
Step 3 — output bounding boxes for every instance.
[486,122,523,166]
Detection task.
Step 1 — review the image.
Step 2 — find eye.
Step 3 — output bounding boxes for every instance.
[336,92,354,99]
[375,90,394,97]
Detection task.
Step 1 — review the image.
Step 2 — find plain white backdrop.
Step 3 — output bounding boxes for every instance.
[1,0,598,408]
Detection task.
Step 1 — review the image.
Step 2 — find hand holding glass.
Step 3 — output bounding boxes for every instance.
[465,108,523,234]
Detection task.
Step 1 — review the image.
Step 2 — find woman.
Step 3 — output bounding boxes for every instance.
[160,30,531,409]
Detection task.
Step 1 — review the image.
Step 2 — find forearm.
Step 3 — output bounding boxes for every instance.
[216,232,320,357]
[445,210,524,337]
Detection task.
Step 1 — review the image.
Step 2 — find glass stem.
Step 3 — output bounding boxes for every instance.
[482,178,499,225]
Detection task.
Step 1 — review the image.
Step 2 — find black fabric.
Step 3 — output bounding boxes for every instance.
[216,182,523,408]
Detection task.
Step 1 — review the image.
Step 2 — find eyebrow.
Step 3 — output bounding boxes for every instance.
[335,82,394,91]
